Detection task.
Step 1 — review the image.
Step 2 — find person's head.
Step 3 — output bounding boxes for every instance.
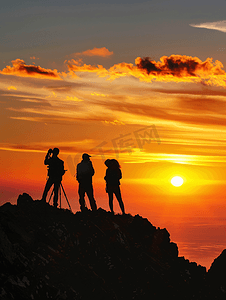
[52,148,59,156]
[104,159,112,167]
[82,153,91,161]
[110,159,121,169]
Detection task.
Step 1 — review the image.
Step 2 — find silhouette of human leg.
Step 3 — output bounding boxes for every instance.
[86,186,97,211]
[108,192,114,213]
[53,180,61,208]
[41,178,53,202]
[78,184,87,212]
[114,186,125,214]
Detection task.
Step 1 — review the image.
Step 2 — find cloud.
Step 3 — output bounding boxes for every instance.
[2,55,226,89]
[8,104,117,125]
[65,96,83,102]
[135,55,225,78]
[7,86,17,91]
[66,54,226,87]
[91,92,109,97]
[0,143,47,153]
[0,59,62,80]
[67,59,108,77]
[95,96,226,128]
[75,47,113,57]
[30,56,39,60]
[0,140,95,154]
[45,85,73,93]
[173,93,226,113]
[150,87,226,97]
[190,20,226,33]
[0,89,52,105]
[102,120,125,125]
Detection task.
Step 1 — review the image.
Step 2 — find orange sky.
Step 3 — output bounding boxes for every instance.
[1,51,226,269]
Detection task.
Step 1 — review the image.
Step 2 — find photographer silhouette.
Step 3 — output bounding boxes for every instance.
[41,148,65,208]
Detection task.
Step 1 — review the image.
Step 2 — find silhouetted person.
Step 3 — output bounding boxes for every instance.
[41,148,65,208]
[76,153,97,212]
[104,159,125,215]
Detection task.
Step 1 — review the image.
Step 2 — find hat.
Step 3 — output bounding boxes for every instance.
[82,153,91,159]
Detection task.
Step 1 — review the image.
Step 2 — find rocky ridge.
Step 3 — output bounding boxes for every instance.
[0,193,225,299]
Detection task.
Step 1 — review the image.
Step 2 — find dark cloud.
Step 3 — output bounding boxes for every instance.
[136,55,225,78]
[0,59,61,79]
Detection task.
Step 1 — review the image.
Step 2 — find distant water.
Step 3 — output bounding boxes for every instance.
[150,216,226,270]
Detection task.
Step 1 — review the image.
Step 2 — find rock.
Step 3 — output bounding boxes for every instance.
[17,193,34,207]
[207,249,226,299]
[0,193,223,300]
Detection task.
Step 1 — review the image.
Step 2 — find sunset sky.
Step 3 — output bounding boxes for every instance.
[1,0,226,269]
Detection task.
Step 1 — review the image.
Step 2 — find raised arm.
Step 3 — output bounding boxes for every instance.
[44,149,52,165]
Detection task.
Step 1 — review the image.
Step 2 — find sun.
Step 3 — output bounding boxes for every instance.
[171,176,184,187]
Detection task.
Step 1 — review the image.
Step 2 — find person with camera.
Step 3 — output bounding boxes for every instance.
[41,148,65,208]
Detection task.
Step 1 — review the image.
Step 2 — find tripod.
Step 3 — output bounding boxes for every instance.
[48,183,72,211]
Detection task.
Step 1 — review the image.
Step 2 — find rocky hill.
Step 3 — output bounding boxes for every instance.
[0,193,225,299]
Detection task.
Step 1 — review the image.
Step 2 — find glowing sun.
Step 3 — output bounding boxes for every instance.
[171,176,184,187]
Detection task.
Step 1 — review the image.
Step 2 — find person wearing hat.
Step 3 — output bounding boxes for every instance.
[41,148,65,207]
[76,153,97,212]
